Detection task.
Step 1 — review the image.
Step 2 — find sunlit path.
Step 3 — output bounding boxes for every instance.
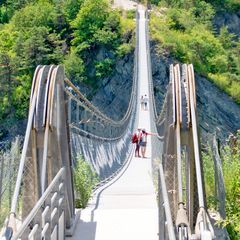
[67,7,158,240]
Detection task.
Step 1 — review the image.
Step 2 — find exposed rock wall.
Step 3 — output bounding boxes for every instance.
[94,40,240,141]
[213,10,240,38]
[91,52,134,121]
[150,41,240,141]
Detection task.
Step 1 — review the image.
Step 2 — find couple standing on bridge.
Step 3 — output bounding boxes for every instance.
[132,128,157,158]
[140,94,149,111]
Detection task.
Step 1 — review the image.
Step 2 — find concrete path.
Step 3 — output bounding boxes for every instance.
[112,0,137,10]
[67,8,158,240]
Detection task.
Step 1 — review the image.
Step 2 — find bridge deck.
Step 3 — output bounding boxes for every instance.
[67,8,158,240]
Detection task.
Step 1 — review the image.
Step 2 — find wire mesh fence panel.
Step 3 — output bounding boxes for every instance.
[0,137,22,228]
[211,135,226,219]
[21,155,38,220]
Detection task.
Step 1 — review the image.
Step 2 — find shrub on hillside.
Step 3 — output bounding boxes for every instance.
[73,155,99,208]
[150,4,240,104]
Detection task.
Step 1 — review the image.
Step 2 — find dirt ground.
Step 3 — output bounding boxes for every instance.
[112,0,138,10]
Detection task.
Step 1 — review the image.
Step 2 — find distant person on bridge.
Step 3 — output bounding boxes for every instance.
[140,96,144,110]
[139,129,157,158]
[143,94,148,111]
[132,128,142,157]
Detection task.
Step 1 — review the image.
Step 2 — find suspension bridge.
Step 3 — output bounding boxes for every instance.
[1,7,216,240]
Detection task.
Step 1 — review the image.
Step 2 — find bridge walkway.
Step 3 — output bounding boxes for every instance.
[67,8,158,240]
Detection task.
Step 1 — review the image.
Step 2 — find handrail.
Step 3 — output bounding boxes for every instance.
[68,9,140,184]
[65,76,137,127]
[12,167,65,240]
[9,66,44,220]
[145,9,158,122]
[159,163,176,240]
[64,46,138,128]
[70,123,123,141]
[188,64,205,209]
[3,65,75,240]
[145,8,168,144]
[174,64,183,204]
[65,78,118,125]
[65,11,139,143]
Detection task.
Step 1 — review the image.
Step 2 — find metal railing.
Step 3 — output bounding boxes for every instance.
[1,11,140,239]
[11,167,66,240]
[68,10,140,182]
[155,63,215,239]
[1,65,75,239]
[158,162,176,240]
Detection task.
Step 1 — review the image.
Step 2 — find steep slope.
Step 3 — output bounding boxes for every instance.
[91,53,134,120]
[151,42,240,141]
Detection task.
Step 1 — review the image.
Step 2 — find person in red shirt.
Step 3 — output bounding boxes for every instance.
[134,128,142,157]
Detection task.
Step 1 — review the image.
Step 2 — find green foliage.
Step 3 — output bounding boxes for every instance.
[72,0,109,50]
[116,43,133,57]
[0,1,65,123]
[205,0,240,11]
[202,149,216,208]
[12,75,32,118]
[0,137,21,228]
[95,58,114,78]
[0,0,135,138]
[150,0,161,5]
[73,155,99,208]
[71,0,123,55]
[208,73,230,91]
[203,132,240,239]
[0,0,38,23]
[221,133,240,239]
[63,0,84,21]
[150,3,240,104]
[64,51,85,83]
[94,10,121,47]
[161,0,240,11]
[69,0,134,87]
[138,0,147,4]
[11,1,56,30]
[191,1,215,24]
[116,15,135,57]
[229,82,240,104]
[126,9,136,19]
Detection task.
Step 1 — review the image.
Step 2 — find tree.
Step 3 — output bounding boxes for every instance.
[11,1,56,30]
[72,0,109,52]
[94,10,121,48]
[0,1,66,120]
[63,0,84,22]
[0,26,17,119]
[64,51,85,84]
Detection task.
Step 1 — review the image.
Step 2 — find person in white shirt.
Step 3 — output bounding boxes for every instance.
[139,129,157,158]
[143,94,148,110]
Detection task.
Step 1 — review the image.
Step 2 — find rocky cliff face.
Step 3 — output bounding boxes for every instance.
[91,52,134,121]
[213,10,240,38]
[150,41,240,141]
[93,40,240,141]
